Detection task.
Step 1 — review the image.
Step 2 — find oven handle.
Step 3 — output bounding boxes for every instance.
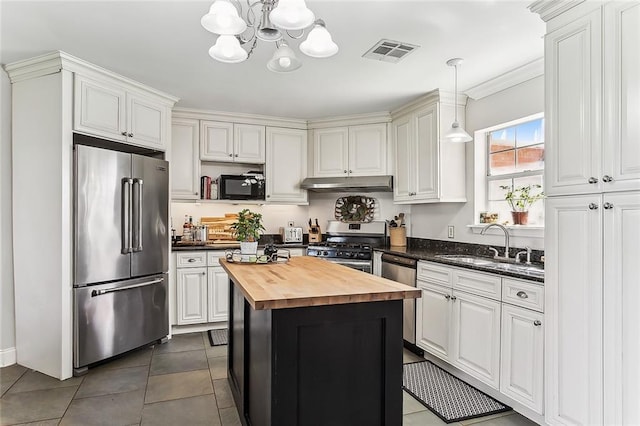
[91,278,163,297]
[325,259,372,267]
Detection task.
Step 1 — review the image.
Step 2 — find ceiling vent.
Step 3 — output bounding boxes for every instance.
[362,39,419,63]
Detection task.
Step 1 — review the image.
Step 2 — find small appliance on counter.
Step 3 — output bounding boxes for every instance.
[308,218,322,243]
[280,226,303,244]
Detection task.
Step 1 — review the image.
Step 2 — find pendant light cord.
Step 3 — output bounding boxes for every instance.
[453,63,458,123]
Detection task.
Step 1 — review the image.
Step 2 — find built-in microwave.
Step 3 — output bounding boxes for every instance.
[218,173,265,200]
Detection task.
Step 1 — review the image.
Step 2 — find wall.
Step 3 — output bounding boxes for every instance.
[1,69,15,365]
[171,190,399,238]
[410,75,545,250]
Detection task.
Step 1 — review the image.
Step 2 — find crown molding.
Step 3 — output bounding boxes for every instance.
[464,58,544,100]
[173,107,308,130]
[307,111,391,129]
[528,0,585,22]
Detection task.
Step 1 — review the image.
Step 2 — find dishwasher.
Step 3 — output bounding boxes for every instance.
[381,253,423,355]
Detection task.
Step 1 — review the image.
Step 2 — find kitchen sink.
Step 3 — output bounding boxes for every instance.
[435,254,544,278]
[434,255,495,266]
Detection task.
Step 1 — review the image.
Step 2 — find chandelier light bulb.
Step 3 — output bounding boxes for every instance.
[269,0,315,30]
[278,57,292,68]
[300,20,338,58]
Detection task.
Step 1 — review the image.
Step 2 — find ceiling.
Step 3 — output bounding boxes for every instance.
[1,1,545,120]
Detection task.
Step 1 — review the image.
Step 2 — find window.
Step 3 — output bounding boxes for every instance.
[477,115,545,226]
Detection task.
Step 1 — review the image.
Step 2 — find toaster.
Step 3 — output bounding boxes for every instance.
[280,227,303,244]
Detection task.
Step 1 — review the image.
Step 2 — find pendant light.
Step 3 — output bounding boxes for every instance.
[267,41,302,72]
[444,58,472,143]
[299,20,339,58]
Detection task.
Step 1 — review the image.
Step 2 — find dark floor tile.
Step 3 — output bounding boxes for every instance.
[153,333,204,354]
[219,407,241,426]
[145,369,213,404]
[0,386,75,425]
[212,379,234,409]
[150,350,208,376]
[60,389,144,426]
[141,394,220,426]
[6,370,83,394]
[208,357,227,380]
[205,345,227,359]
[0,364,27,397]
[96,346,153,371]
[75,366,148,399]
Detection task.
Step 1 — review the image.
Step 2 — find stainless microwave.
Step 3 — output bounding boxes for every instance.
[218,174,265,200]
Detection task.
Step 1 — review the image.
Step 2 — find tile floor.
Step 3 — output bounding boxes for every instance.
[0,332,539,425]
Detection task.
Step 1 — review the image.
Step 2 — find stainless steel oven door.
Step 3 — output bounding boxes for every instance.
[324,259,372,274]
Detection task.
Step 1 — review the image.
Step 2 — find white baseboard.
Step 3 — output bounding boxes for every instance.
[0,347,17,367]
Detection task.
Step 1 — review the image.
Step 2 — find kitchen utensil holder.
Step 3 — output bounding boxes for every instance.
[389,227,406,247]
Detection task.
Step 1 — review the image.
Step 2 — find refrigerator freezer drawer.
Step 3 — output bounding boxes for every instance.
[74,274,169,369]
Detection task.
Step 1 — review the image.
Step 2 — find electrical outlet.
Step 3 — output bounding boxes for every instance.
[447,225,455,239]
[288,221,295,227]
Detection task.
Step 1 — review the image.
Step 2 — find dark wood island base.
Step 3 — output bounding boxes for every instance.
[218,257,421,426]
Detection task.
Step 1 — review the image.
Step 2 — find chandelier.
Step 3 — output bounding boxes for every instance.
[201,0,339,72]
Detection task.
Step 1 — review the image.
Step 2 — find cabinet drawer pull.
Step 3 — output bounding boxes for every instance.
[602,175,613,183]
[533,320,542,326]
[588,177,598,184]
[588,203,598,210]
[603,202,614,210]
[516,291,529,299]
[188,258,197,263]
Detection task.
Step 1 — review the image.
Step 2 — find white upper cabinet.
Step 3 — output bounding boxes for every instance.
[391,90,466,204]
[311,123,387,177]
[265,127,308,204]
[74,74,170,150]
[545,2,640,196]
[171,118,200,200]
[200,120,265,164]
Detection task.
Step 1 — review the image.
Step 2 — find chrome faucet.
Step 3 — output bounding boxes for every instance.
[480,223,510,260]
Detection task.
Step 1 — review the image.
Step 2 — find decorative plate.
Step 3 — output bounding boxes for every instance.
[334,196,376,223]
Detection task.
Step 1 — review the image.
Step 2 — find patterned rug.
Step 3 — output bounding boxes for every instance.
[207,329,228,346]
[403,360,510,423]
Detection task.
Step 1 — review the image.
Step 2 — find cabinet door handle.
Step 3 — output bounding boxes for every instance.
[343,170,348,174]
[450,295,457,301]
[603,202,614,210]
[588,177,598,184]
[349,170,353,173]
[588,203,598,210]
[188,258,197,263]
[444,294,451,300]
[534,320,542,326]
[202,272,206,276]
[234,154,238,157]
[128,132,133,137]
[602,175,613,183]
[266,194,270,198]
[516,291,529,299]
[229,153,233,157]
[121,131,128,136]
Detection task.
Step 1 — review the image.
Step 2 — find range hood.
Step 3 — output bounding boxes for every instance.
[300,175,393,192]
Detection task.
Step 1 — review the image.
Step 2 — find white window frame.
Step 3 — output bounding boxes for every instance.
[469,112,544,239]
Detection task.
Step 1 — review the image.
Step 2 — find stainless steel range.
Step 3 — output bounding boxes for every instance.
[306,221,386,273]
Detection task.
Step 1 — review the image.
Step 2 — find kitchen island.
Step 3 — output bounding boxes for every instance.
[219,256,421,426]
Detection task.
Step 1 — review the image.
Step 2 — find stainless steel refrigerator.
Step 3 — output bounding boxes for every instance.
[73,143,169,374]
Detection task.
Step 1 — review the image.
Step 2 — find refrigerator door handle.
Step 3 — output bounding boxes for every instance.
[133,178,144,252]
[121,178,133,254]
[91,278,163,297]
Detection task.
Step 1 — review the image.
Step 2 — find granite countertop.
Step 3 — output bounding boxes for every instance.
[219,256,421,310]
[375,245,544,284]
[172,243,308,251]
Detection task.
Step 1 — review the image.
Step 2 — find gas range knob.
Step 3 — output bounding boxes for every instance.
[322,251,329,256]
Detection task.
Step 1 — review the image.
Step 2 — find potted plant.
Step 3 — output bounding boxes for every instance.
[231,208,265,255]
[500,184,545,225]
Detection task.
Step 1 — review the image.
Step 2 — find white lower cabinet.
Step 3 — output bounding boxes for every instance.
[416,261,545,416]
[176,267,207,324]
[500,304,544,414]
[175,251,229,325]
[451,291,501,389]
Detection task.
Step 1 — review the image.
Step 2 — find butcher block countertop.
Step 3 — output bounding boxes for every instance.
[219,256,421,310]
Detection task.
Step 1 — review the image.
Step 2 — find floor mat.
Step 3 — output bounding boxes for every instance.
[207,329,228,346]
[403,360,510,423]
